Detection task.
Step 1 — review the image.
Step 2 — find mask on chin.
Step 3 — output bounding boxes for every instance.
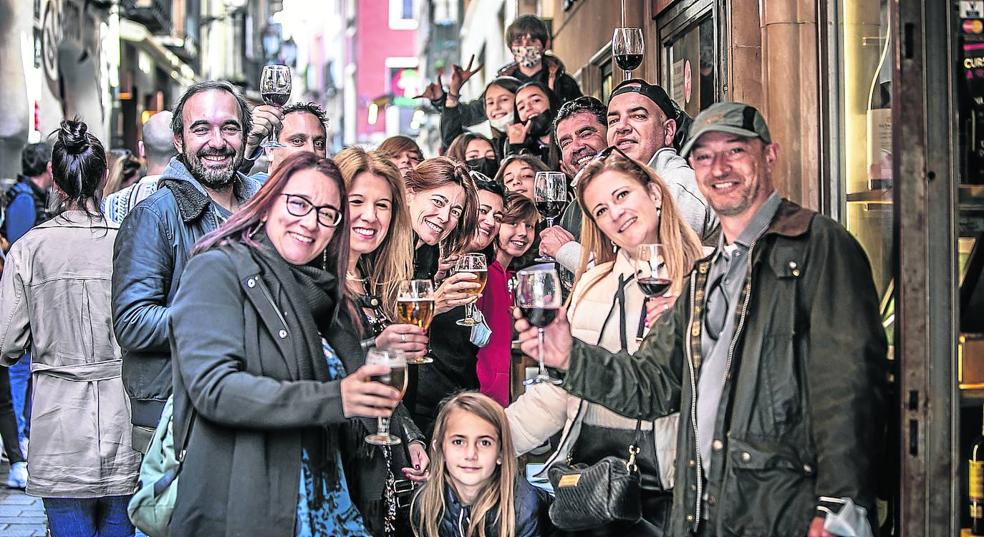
[466,157,500,179]
[512,46,544,69]
[489,111,515,132]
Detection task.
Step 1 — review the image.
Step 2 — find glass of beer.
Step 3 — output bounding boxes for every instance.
[396,279,435,365]
[454,253,488,327]
[364,348,408,446]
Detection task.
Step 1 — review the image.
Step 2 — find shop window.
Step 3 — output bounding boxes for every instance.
[389,0,417,30]
[662,16,716,116]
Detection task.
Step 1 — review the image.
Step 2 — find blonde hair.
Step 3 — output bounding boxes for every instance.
[334,146,413,317]
[413,392,517,537]
[575,153,703,296]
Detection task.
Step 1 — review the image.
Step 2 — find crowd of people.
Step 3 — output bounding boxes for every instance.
[0,12,888,537]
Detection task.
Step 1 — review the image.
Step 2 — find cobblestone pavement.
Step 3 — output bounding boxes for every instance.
[0,461,47,536]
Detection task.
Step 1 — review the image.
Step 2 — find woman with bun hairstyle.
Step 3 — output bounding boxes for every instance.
[0,120,141,535]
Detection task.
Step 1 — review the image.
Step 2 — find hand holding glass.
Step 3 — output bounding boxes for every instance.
[534,172,568,262]
[395,280,435,365]
[516,267,564,385]
[364,348,408,446]
[455,253,488,327]
[634,244,672,297]
[260,65,292,149]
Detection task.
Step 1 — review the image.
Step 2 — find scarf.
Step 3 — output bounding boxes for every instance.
[248,232,340,492]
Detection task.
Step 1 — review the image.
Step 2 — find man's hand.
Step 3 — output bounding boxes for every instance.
[539,226,575,258]
[448,55,483,97]
[244,105,284,156]
[507,121,531,145]
[806,516,833,537]
[513,306,573,370]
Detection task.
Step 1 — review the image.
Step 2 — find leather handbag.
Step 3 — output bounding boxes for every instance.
[546,419,643,530]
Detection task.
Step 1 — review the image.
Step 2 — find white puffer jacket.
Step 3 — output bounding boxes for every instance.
[506,249,678,489]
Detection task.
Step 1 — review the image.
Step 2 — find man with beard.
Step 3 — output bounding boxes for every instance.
[112,81,262,452]
[607,79,718,243]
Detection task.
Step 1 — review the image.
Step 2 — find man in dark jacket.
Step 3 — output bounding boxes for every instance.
[516,102,887,537]
[112,80,261,452]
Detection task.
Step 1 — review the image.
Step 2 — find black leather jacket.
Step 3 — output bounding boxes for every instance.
[112,158,260,435]
[563,199,888,537]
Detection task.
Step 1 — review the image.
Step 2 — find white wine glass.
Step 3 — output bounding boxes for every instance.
[364,348,408,446]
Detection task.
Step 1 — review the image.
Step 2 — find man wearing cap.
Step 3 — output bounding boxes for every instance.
[515,102,887,537]
[608,79,718,243]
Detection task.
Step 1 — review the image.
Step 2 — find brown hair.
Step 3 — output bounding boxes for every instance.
[412,392,518,537]
[377,135,423,161]
[492,154,549,189]
[447,132,496,164]
[335,146,413,317]
[193,152,350,307]
[405,157,479,257]
[575,152,703,296]
[500,192,539,226]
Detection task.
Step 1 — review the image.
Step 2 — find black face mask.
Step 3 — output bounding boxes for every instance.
[526,112,554,139]
[466,156,500,178]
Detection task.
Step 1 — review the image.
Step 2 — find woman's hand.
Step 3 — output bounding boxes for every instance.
[644,293,678,330]
[340,364,401,419]
[507,122,530,145]
[434,272,480,315]
[402,441,431,482]
[375,324,428,359]
[433,254,460,284]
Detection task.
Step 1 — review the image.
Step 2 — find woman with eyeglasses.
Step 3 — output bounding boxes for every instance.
[334,146,430,535]
[168,152,403,536]
[403,157,481,438]
[505,149,706,536]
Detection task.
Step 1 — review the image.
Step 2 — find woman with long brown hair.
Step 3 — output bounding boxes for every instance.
[506,148,705,536]
[168,152,402,536]
[411,392,549,537]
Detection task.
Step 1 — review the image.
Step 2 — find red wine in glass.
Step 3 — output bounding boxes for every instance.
[615,53,643,71]
[261,92,290,106]
[637,277,672,297]
[521,306,559,328]
[535,200,565,221]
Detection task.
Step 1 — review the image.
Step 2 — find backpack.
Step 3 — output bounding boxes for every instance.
[127,396,194,537]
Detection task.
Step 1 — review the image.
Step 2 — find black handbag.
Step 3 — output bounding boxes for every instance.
[546,420,643,530]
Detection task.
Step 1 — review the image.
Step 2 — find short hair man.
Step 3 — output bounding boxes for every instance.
[243,101,329,182]
[4,142,53,243]
[518,102,887,537]
[112,80,262,451]
[102,111,177,224]
[607,79,718,242]
[538,96,608,270]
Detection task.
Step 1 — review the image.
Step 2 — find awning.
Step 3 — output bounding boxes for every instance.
[119,18,197,87]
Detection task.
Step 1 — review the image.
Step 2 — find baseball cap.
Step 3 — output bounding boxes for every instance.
[679,102,772,157]
[609,79,678,122]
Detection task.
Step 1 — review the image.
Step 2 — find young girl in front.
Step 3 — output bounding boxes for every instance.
[411,392,550,537]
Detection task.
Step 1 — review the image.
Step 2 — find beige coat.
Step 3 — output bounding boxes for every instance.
[0,212,140,497]
[507,250,679,489]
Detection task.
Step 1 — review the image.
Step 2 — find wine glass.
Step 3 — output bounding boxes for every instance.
[515,266,563,385]
[612,28,645,81]
[364,348,408,446]
[534,171,568,262]
[259,64,292,149]
[634,244,672,298]
[395,279,435,365]
[454,253,488,327]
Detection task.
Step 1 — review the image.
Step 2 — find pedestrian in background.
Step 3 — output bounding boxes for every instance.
[168,152,401,536]
[378,135,424,178]
[0,119,140,536]
[102,111,176,225]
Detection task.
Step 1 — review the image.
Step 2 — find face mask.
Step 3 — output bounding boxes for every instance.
[526,112,553,139]
[512,46,544,69]
[466,157,499,178]
[821,498,873,537]
[489,110,515,132]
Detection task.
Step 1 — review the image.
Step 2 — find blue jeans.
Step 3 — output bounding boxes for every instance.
[42,495,135,537]
[9,353,30,441]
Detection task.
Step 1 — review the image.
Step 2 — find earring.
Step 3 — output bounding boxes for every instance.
[322,249,328,271]
[496,458,502,465]
[247,221,264,239]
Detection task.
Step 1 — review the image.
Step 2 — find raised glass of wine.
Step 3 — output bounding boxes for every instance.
[395,279,435,365]
[364,348,408,446]
[534,171,568,262]
[612,27,644,82]
[634,244,672,298]
[515,265,563,385]
[259,64,292,149]
[454,253,488,327]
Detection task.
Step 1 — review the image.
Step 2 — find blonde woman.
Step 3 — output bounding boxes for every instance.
[505,147,705,536]
[411,392,549,537]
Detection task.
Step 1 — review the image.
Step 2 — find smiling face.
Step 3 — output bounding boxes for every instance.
[268,111,327,172]
[501,160,535,199]
[407,183,466,245]
[263,168,341,265]
[497,218,534,260]
[465,138,496,160]
[606,91,675,163]
[556,111,608,177]
[484,84,515,121]
[583,169,662,252]
[470,190,504,251]
[347,172,394,257]
[516,86,550,122]
[688,131,777,219]
[174,89,246,189]
[442,409,500,504]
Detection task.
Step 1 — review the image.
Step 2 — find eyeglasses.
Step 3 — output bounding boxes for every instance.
[281,194,342,227]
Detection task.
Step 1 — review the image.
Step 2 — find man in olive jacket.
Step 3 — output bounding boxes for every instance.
[515,102,887,537]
